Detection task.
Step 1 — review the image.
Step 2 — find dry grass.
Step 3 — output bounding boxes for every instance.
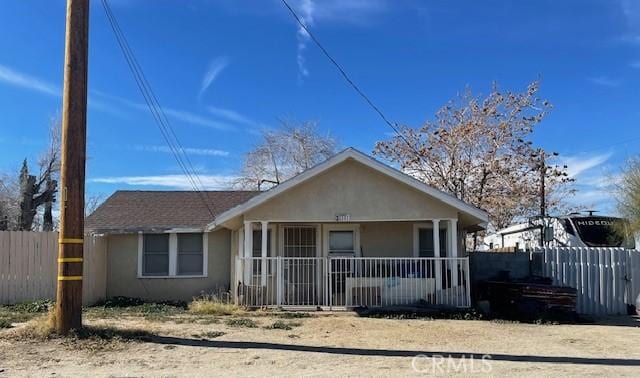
[188,296,240,316]
[13,309,57,339]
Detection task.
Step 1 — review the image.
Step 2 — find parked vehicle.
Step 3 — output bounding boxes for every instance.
[483,212,636,251]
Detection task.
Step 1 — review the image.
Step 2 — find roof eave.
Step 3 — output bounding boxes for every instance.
[206,148,489,229]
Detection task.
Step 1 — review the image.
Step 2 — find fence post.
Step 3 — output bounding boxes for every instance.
[276,256,283,307]
[464,258,471,307]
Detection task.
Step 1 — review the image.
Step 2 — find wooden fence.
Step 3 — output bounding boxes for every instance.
[540,247,640,315]
[0,231,106,305]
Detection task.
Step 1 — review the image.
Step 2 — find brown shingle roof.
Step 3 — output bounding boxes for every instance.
[85,190,259,232]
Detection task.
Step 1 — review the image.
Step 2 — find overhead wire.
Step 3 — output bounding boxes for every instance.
[101,0,217,219]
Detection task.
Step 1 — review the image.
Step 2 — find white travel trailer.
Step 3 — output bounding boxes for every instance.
[483,213,636,251]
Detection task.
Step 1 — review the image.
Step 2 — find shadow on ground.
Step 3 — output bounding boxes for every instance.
[147,336,640,367]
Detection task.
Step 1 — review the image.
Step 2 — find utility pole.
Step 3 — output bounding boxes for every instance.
[539,149,546,218]
[55,0,90,334]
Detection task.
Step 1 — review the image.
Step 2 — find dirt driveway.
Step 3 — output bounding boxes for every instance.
[1,313,639,377]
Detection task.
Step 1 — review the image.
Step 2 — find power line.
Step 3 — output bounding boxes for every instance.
[280,0,422,157]
[101,0,217,219]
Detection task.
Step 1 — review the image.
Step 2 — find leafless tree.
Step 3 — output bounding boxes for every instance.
[236,120,337,190]
[85,193,106,217]
[374,81,574,232]
[615,157,640,234]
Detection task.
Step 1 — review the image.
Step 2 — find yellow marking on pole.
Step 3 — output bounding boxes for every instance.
[58,258,83,263]
[58,238,84,244]
[57,276,83,281]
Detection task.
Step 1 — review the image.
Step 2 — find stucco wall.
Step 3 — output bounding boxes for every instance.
[244,159,459,222]
[106,229,231,302]
[359,222,414,257]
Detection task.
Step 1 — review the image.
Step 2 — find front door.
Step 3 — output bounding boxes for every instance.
[281,225,319,305]
[324,225,360,306]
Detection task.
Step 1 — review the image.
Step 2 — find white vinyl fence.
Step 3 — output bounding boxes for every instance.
[237,256,471,309]
[539,247,640,315]
[0,231,106,305]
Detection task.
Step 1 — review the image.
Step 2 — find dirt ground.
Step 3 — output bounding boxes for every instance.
[1,312,639,377]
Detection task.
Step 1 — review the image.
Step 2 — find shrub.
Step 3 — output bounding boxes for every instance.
[189,293,239,316]
[0,319,12,329]
[192,331,226,339]
[264,320,301,330]
[8,300,53,313]
[225,318,257,328]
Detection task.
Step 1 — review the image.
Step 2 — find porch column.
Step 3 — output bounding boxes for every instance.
[449,219,458,257]
[432,219,442,301]
[261,221,268,287]
[243,221,253,283]
[449,219,459,289]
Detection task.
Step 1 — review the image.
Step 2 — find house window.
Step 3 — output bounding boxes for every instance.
[177,233,203,275]
[139,232,207,278]
[252,229,272,275]
[283,226,317,257]
[416,227,447,257]
[143,234,169,276]
[252,229,272,257]
[328,231,355,255]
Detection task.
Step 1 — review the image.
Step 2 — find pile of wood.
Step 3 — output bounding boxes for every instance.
[484,280,577,320]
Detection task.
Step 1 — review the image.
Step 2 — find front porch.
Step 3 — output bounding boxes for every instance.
[233,220,471,309]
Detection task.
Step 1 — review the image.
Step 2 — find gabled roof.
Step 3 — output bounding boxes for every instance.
[86,190,259,233]
[208,148,488,229]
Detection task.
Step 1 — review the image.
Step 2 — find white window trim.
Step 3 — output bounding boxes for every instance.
[137,231,208,279]
[323,224,360,257]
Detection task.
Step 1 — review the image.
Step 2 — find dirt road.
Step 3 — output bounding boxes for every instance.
[1,314,639,376]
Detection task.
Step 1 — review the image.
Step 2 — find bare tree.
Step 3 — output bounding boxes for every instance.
[18,118,61,231]
[0,174,19,230]
[85,193,106,217]
[615,157,640,234]
[236,120,337,190]
[374,81,573,231]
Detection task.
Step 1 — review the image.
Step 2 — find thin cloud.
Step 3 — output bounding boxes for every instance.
[296,0,315,79]
[0,64,59,96]
[0,63,123,115]
[90,174,236,190]
[588,76,621,87]
[133,144,229,157]
[93,90,233,130]
[630,60,640,68]
[288,0,390,80]
[207,106,263,128]
[199,56,229,99]
[561,152,613,178]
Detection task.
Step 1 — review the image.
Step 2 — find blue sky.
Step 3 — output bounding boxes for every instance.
[0,0,639,214]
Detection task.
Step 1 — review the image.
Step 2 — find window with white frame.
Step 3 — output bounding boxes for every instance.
[139,232,207,278]
[323,224,359,256]
[142,234,170,276]
[177,233,204,275]
[328,231,355,255]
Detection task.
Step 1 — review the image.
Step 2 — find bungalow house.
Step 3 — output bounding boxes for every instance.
[86,148,488,309]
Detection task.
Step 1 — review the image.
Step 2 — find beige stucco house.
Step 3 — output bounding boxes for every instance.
[86,148,488,309]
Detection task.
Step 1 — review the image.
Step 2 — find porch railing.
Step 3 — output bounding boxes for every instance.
[236,256,470,309]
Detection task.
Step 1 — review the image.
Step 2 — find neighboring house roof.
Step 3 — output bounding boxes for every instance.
[208,148,489,229]
[85,190,259,233]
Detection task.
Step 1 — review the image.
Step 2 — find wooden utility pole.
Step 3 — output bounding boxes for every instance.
[539,149,546,218]
[55,0,90,334]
